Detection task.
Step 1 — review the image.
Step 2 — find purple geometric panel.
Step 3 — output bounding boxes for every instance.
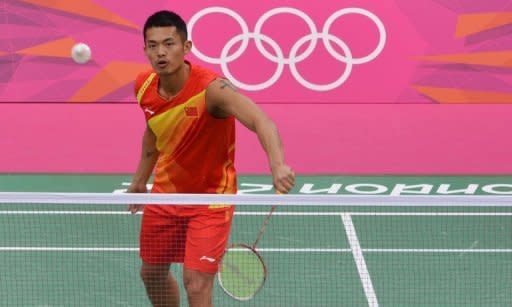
[0,24,62,51]
[464,24,512,46]
[10,58,81,82]
[98,83,136,103]
[432,0,512,13]
[0,55,22,83]
[28,79,91,102]
[416,65,512,91]
[0,11,47,27]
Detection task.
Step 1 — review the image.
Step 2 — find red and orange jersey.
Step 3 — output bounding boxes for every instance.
[134,62,237,195]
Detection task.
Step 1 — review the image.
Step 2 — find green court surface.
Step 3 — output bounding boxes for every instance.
[0,175,511,306]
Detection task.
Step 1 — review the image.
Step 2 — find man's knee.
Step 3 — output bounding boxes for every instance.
[183,269,214,297]
[140,263,170,285]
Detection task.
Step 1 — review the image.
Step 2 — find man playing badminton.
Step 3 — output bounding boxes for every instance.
[127,10,295,307]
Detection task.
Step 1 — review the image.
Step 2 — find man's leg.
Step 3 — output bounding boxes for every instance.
[183,268,215,307]
[139,206,187,306]
[140,262,180,307]
[182,207,235,307]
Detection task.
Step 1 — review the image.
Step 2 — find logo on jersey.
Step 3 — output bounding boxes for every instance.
[144,108,155,115]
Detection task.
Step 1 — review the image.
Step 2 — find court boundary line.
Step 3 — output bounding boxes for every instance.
[1,247,511,252]
[341,213,379,307]
[0,211,511,216]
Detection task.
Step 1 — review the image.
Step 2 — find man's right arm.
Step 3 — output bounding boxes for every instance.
[127,125,159,213]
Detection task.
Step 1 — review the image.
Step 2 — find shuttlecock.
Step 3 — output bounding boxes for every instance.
[71,43,91,64]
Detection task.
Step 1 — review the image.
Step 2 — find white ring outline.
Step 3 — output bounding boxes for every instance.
[220,33,285,91]
[253,7,318,65]
[322,7,386,65]
[188,7,250,64]
[188,7,386,91]
[289,33,353,91]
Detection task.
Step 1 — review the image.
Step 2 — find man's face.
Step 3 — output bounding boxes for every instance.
[144,26,191,75]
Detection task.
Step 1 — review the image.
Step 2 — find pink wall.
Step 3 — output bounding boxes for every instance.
[3,1,512,104]
[2,1,512,174]
[1,103,511,174]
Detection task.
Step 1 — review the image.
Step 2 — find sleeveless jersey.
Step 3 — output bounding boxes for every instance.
[134,62,237,195]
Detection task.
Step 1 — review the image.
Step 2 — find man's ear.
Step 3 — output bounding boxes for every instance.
[184,40,192,55]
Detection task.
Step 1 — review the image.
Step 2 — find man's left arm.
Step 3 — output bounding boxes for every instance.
[205,79,295,194]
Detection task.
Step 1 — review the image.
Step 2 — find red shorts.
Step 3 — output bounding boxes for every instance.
[139,205,234,273]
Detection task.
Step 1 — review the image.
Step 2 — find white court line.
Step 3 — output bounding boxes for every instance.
[0,247,511,252]
[341,213,379,307]
[231,248,351,252]
[0,211,511,216]
[236,212,512,216]
[0,247,139,251]
[0,211,133,215]
[0,211,136,215]
[364,248,512,253]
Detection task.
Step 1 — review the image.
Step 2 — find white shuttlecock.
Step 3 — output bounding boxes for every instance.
[71,43,91,64]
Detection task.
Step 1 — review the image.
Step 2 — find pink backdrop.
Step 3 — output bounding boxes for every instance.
[1,1,512,173]
[1,103,512,174]
[2,0,512,103]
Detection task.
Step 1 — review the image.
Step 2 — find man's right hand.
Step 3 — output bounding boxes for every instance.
[127,183,147,214]
[271,163,295,194]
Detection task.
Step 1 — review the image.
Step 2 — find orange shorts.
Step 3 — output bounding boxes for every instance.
[139,205,234,273]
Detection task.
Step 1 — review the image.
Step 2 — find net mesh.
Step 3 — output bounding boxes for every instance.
[0,193,511,306]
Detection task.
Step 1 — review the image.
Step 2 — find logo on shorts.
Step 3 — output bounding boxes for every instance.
[200,256,216,263]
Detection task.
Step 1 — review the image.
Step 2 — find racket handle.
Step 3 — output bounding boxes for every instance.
[252,205,277,249]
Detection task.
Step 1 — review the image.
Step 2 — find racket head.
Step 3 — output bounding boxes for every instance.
[217,243,267,301]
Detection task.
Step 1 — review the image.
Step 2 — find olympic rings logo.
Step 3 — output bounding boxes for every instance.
[188,7,386,91]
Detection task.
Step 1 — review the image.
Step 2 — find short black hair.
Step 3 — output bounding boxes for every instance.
[143,10,188,43]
